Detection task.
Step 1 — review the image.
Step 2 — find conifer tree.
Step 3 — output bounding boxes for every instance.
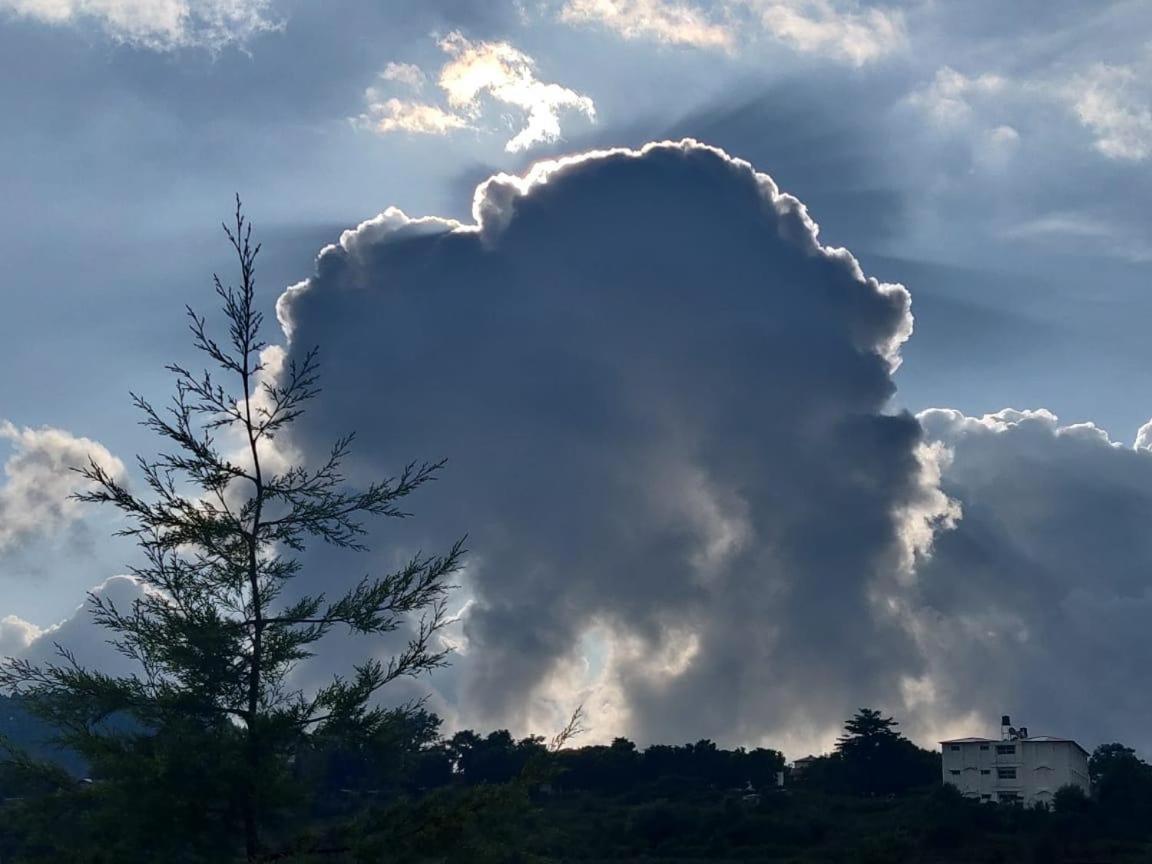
[0,200,463,861]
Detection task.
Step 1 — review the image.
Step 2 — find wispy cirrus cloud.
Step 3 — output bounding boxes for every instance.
[355,32,595,153]
[0,0,278,50]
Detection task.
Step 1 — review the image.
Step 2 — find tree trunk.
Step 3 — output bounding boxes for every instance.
[244,796,259,862]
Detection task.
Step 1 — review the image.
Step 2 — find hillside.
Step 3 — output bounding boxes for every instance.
[5,708,1152,862]
[361,783,1152,864]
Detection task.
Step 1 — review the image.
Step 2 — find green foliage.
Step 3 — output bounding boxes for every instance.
[1088,742,1152,833]
[8,705,1152,862]
[0,201,463,861]
[1053,783,1091,815]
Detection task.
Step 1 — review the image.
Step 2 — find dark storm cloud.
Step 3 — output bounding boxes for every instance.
[275,140,950,749]
[12,134,1152,758]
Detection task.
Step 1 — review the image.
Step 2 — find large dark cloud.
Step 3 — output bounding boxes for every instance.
[276,140,949,750]
[13,136,1152,759]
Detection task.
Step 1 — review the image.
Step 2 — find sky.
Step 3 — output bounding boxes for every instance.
[1,0,1151,758]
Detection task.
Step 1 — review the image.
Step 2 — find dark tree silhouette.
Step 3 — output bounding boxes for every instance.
[836,708,901,749]
[0,200,463,861]
[802,708,940,797]
[1089,742,1152,827]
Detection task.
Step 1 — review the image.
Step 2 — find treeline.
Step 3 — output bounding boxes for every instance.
[8,702,1152,862]
[302,711,788,803]
[0,705,916,861]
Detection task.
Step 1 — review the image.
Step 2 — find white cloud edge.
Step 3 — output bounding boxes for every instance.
[278,138,912,370]
[355,31,596,153]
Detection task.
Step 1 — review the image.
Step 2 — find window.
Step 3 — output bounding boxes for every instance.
[981,794,992,800]
[980,770,991,775]
[979,745,989,751]
[996,745,1016,755]
[997,768,1017,780]
[950,770,961,776]
[949,745,961,751]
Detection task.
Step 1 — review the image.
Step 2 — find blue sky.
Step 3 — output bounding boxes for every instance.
[2,0,1151,754]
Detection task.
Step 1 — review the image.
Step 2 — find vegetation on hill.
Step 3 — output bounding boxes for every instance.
[5,705,1152,862]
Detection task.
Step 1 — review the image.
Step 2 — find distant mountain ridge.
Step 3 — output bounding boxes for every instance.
[0,694,86,776]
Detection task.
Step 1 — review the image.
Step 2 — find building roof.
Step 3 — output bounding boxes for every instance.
[940,737,994,744]
[940,736,1090,757]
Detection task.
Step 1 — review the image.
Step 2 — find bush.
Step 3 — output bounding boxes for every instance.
[1053,784,1092,816]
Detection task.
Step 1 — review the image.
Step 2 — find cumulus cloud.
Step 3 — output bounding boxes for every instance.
[0,614,42,658]
[1065,63,1152,161]
[556,0,905,65]
[276,139,949,753]
[355,97,471,136]
[908,66,1007,128]
[2,576,146,677]
[559,0,733,50]
[382,61,427,92]
[0,421,124,555]
[906,53,1152,168]
[906,408,1152,750]
[438,32,597,152]
[10,129,1150,757]
[973,125,1020,169]
[748,0,905,66]
[0,0,277,51]
[356,32,595,152]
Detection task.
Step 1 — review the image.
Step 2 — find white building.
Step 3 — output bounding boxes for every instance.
[940,716,1090,807]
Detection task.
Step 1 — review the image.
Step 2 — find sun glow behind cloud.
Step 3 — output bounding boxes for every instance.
[355,32,595,153]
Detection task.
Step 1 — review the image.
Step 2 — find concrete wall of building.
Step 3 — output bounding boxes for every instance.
[941,739,1089,806]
